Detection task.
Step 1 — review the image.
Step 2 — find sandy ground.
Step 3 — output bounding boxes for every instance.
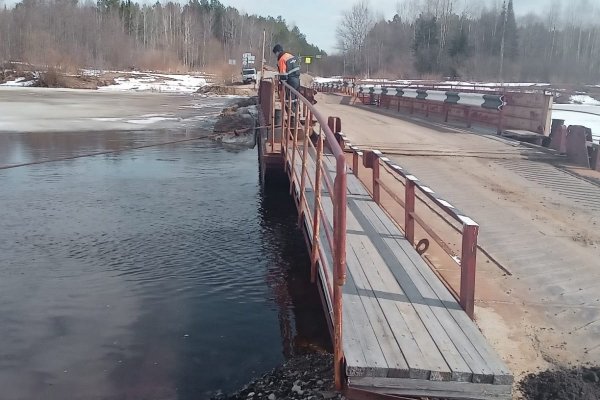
[314,94,600,390]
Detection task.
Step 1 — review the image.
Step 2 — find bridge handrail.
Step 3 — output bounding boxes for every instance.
[345,142,479,319]
[271,80,347,390]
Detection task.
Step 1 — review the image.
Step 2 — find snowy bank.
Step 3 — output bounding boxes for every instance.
[313,76,343,84]
[98,71,207,93]
[0,76,37,87]
[570,95,600,106]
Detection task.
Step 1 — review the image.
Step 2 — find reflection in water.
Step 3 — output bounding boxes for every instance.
[260,184,331,359]
[0,128,329,400]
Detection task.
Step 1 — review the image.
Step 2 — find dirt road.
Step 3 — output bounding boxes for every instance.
[315,94,600,382]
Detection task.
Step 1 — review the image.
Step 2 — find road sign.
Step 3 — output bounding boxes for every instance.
[304,57,312,64]
[242,53,255,65]
[315,54,322,59]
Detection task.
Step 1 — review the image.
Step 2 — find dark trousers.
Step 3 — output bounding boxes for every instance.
[284,75,300,114]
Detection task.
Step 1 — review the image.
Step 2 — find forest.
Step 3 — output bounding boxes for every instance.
[333,0,600,83]
[0,0,322,72]
[1,0,600,84]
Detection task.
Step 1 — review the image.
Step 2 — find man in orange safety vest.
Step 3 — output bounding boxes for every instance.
[273,44,301,111]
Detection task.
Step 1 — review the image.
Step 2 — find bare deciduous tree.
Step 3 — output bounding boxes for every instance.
[0,0,324,75]
[336,0,600,83]
[336,0,375,76]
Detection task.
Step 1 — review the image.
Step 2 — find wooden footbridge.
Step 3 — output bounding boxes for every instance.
[257,80,513,400]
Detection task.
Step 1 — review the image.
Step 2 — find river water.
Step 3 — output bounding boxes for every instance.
[0,90,329,400]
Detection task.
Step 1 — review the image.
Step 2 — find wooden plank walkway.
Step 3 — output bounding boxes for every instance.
[287,150,513,400]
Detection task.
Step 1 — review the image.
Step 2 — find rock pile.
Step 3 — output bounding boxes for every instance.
[211,353,345,400]
[212,97,259,147]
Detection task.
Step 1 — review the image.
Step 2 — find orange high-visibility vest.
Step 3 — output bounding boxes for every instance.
[277,52,300,76]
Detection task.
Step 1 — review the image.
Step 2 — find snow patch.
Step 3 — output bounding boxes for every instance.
[570,95,600,106]
[313,76,343,84]
[0,76,37,87]
[349,78,551,90]
[126,117,179,124]
[552,109,600,143]
[99,72,207,93]
[91,117,122,122]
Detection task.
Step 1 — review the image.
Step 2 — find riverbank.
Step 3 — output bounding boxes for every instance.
[214,354,600,400]
[211,353,343,400]
[1,65,212,92]
[210,97,258,146]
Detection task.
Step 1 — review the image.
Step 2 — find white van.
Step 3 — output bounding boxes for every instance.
[242,68,257,84]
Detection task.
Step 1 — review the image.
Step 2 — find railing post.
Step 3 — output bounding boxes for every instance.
[333,158,347,391]
[297,116,310,220]
[276,83,286,151]
[284,92,293,155]
[460,223,478,319]
[405,177,416,246]
[284,94,301,173]
[372,154,380,204]
[289,109,307,194]
[497,106,504,134]
[271,81,276,149]
[466,107,473,128]
[294,99,301,145]
[310,128,324,283]
[352,151,359,177]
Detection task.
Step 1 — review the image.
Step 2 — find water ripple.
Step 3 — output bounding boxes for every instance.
[0,134,329,400]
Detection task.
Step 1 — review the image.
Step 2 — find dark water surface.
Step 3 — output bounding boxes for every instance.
[0,128,329,399]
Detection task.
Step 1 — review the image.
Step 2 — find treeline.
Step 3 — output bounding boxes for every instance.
[0,0,323,72]
[334,0,600,84]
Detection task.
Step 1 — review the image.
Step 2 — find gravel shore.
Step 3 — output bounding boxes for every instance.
[211,353,344,400]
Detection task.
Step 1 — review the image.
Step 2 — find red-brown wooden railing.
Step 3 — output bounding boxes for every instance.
[358,148,479,319]
[273,81,348,390]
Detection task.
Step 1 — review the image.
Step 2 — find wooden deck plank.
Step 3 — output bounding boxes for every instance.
[349,377,511,400]
[350,201,494,383]
[345,236,411,378]
[306,180,482,382]
[318,190,454,381]
[305,214,370,378]
[288,143,512,391]
[357,199,511,384]
[360,198,512,384]
[324,154,371,196]
[290,148,368,197]
[303,189,389,377]
[348,232,452,381]
[394,239,514,385]
[350,199,476,382]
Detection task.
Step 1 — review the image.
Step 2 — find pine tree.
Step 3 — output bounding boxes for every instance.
[413,14,439,74]
[449,25,469,58]
[505,0,519,59]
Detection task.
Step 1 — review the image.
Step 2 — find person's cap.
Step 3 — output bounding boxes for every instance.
[272,44,283,54]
